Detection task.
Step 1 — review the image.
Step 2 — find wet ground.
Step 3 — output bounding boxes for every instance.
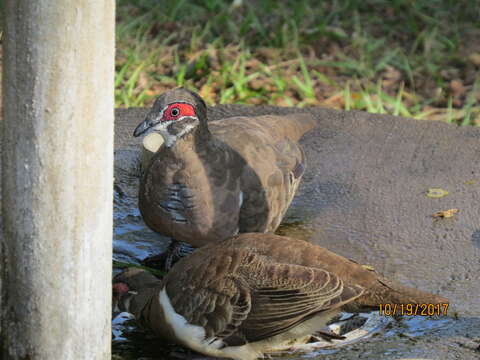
[113,106,480,359]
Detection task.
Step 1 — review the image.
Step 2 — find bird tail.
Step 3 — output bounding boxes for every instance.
[280,112,317,142]
[351,275,450,312]
[238,112,317,143]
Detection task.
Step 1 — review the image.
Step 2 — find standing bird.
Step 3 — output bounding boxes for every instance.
[113,233,449,360]
[133,88,316,268]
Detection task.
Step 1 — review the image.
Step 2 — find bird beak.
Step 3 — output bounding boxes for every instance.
[133,112,160,137]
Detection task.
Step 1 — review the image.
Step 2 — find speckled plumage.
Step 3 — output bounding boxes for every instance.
[113,233,449,360]
[134,88,316,247]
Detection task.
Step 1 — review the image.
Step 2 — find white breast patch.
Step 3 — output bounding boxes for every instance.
[158,287,260,360]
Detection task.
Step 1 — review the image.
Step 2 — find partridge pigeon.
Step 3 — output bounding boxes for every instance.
[133,88,316,268]
[114,233,449,360]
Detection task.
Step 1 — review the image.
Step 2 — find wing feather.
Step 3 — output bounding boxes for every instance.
[239,261,364,342]
[164,251,363,346]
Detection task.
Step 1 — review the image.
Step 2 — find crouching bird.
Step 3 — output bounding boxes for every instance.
[113,233,449,360]
[133,88,316,269]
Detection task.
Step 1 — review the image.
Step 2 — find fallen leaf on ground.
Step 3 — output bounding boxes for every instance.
[426,188,449,198]
[432,209,459,219]
[249,78,266,91]
[361,264,375,271]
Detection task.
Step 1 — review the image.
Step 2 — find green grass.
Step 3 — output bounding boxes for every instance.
[115,0,480,125]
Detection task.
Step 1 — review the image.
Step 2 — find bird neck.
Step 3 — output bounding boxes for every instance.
[165,120,215,153]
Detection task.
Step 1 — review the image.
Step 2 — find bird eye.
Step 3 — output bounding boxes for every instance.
[171,107,180,117]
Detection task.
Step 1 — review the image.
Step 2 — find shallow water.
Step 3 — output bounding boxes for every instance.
[112,148,480,360]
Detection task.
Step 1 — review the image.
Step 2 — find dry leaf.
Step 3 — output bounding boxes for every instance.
[249,78,265,91]
[256,47,280,61]
[468,53,480,66]
[321,92,344,108]
[362,265,375,271]
[245,58,261,69]
[274,97,293,107]
[426,188,449,198]
[382,65,402,88]
[432,209,459,219]
[450,79,466,97]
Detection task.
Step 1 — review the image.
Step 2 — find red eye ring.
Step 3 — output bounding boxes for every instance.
[162,103,195,122]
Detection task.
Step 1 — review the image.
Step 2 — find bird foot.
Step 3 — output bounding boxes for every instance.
[277,312,391,353]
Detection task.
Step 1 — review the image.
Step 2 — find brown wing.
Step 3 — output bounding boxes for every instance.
[165,252,363,346]
[237,261,364,342]
[210,116,310,233]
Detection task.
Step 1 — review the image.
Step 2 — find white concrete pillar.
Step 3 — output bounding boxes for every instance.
[1,1,115,359]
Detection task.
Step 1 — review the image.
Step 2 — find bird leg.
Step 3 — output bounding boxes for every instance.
[141,240,197,271]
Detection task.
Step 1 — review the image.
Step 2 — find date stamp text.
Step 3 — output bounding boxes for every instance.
[379,303,449,316]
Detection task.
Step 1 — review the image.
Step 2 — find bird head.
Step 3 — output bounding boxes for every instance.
[133,88,208,147]
[112,267,162,316]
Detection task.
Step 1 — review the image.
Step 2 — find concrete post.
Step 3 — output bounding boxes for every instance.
[1,1,114,359]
